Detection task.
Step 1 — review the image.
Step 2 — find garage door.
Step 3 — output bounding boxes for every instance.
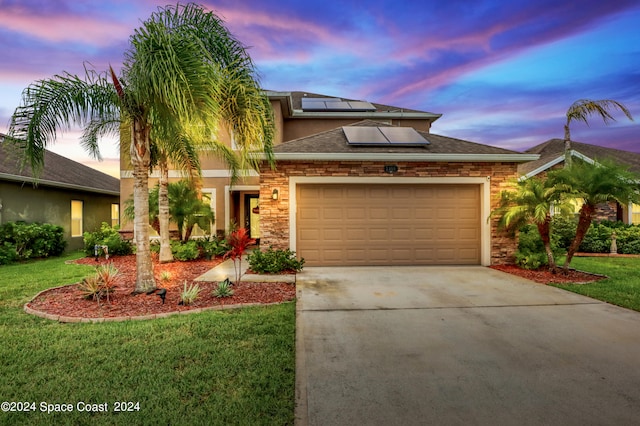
[296,184,480,266]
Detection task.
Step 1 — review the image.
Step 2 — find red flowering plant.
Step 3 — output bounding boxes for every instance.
[224,228,255,284]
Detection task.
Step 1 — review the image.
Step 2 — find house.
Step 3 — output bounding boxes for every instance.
[519,138,640,224]
[118,91,538,266]
[0,134,120,251]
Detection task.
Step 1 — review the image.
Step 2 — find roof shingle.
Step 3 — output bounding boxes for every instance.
[0,135,119,195]
[273,120,523,155]
[519,139,640,176]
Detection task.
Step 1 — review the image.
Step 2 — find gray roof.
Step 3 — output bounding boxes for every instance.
[272,120,532,161]
[518,139,640,176]
[288,91,435,115]
[0,135,119,195]
[266,90,442,121]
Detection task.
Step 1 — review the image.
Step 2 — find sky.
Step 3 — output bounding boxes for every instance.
[1,0,639,178]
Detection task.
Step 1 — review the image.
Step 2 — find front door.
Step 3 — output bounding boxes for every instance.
[244,194,260,240]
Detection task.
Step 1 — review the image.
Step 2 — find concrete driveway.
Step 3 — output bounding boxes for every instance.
[295,266,640,426]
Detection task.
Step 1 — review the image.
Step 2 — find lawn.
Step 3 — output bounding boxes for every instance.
[0,252,295,425]
[552,256,640,312]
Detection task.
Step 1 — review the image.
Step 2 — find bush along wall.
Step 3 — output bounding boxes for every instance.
[83,222,133,257]
[551,217,640,255]
[0,221,67,265]
[514,218,640,269]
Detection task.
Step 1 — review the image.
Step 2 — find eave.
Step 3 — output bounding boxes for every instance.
[289,110,442,121]
[0,172,120,196]
[262,153,540,163]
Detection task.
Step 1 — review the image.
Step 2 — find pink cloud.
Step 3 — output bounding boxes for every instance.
[205,5,370,63]
[0,7,130,46]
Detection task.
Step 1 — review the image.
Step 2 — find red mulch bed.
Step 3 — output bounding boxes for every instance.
[26,254,296,319]
[490,264,606,284]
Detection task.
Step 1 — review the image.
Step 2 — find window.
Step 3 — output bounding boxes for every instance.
[71,200,83,237]
[553,198,583,216]
[631,204,640,225]
[111,204,120,227]
[190,190,216,238]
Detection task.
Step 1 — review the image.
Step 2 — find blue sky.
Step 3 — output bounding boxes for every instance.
[1,0,638,177]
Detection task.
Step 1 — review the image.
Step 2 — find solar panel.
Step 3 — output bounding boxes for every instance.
[342,126,388,145]
[379,127,429,145]
[301,97,377,112]
[324,101,353,111]
[343,126,430,146]
[348,101,377,111]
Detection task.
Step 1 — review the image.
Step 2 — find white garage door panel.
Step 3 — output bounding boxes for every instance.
[297,184,481,266]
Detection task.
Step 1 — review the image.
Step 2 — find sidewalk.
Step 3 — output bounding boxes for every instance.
[194,256,296,283]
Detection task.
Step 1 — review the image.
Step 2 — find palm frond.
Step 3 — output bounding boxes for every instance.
[566,99,634,127]
[7,66,119,174]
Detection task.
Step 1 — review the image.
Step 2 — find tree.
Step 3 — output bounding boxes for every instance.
[166,180,215,242]
[550,159,640,272]
[564,99,633,167]
[146,5,274,263]
[6,4,273,293]
[123,180,214,242]
[494,176,572,272]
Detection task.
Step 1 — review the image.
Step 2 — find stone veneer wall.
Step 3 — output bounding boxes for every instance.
[259,161,519,265]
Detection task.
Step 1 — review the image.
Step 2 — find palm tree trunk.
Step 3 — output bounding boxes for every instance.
[536,215,557,273]
[564,123,572,168]
[131,121,156,293]
[158,158,173,263]
[563,204,595,272]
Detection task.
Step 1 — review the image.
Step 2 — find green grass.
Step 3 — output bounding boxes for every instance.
[552,256,640,312]
[0,253,295,425]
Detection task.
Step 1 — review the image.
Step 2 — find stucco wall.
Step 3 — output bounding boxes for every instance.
[0,181,119,251]
[259,160,518,265]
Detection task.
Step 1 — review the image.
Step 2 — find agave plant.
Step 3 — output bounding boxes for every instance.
[213,278,234,298]
[77,263,119,304]
[179,281,201,306]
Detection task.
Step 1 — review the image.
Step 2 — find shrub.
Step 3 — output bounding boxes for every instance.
[0,221,66,264]
[612,226,640,254]
[553,219,640,255]
[0,242,19,265]
[83,223,133,257]
[514,251,547,270]
[513,225,548,269]
[195,235,229,259]
[180,281,201,305]
[171,241,200,261]
[150,240,161,254]
[247,247,305,274]
[212,278,234,298]
[77,263,119,304]
[578,222,611,253]
[551,216,577,251]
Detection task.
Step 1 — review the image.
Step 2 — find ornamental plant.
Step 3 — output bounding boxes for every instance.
[247,247,305,274]
[224,228,255,284]
[77,263,119,304]
[212,278,234,298]
[179,281,201,306]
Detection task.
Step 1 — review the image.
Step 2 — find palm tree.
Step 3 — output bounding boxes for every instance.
[147,6,274,263]
[564,99,633,167]
[124,180,215,242]
[167,180,215,241]
[7,4,272,293]
[493,176,571,272]
[550,159,640,272]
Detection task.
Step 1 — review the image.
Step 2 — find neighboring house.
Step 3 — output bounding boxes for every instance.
[519,138,640,224]
[118,91,538,266]
[0,134,120,251]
